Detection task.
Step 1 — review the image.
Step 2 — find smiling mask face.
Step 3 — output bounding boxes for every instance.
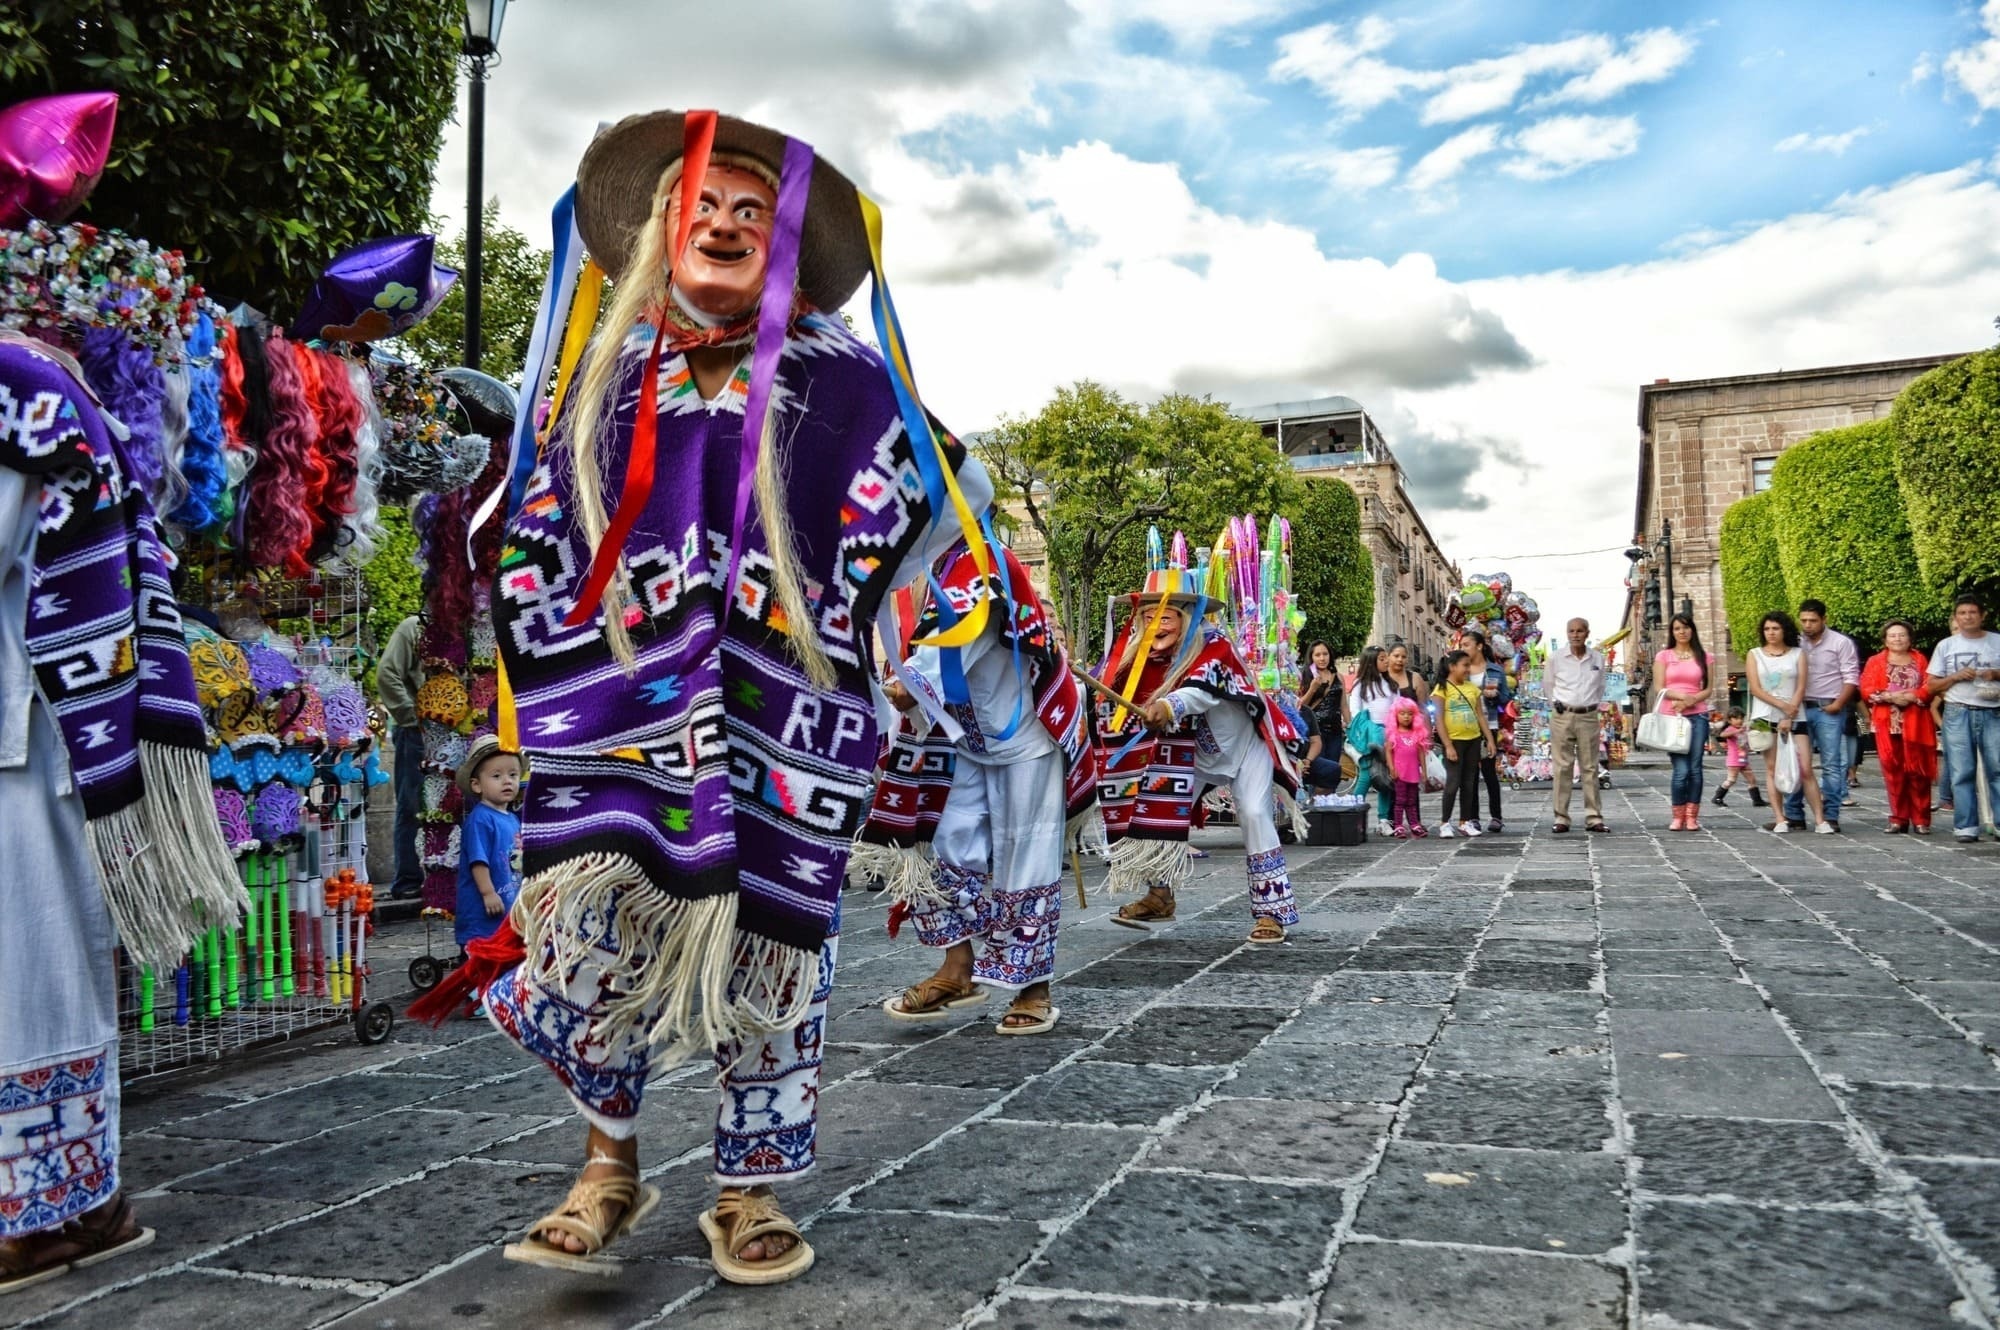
[663,161,776,321]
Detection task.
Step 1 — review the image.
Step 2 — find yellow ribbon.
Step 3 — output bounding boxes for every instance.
[858,192,990,650]
[542,258,605,441]
[1111,583,1176,733]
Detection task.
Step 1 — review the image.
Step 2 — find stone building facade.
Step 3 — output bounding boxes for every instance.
[1247,396,1462,672]
[1626,354,1963,680]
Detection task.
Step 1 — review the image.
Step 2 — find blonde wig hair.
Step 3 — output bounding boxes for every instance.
[565,156,836,689]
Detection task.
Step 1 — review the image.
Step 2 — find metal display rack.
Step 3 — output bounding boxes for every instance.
[116,564,393,1079]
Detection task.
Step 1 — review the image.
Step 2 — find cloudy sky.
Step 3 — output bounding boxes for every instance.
[433,0,2000,636]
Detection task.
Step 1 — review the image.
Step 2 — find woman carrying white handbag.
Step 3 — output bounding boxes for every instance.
[1652,614,1717,831]
[1745,611,1834,835]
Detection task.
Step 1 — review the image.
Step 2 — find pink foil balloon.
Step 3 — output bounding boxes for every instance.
[0,92,119,227]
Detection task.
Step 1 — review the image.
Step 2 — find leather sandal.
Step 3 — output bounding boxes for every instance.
[0,1191,154,1297]
[1112,885,1176,930]
[698,1187,815,1285]
[883,973,987,1022]
[996,997,1059,1036]
[504,1154,661,1274]
[1248,917,1286,944]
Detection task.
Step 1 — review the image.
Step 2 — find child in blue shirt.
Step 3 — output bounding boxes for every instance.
[453,735,524,956]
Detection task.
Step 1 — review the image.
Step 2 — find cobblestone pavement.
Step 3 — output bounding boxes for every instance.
[9,766,2000,1330]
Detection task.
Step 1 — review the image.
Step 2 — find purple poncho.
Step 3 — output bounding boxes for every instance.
[495,312,971,1059]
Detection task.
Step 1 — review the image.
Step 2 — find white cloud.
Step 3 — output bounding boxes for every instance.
[1271,17,1695,125]
[1909,52,1937,86]
[1945,0,2000,114]
[1293,145,1403,191]
[1416,35,1612,125]
[1535,28,1695,107]
[1269,17,1428,117]
[1501,114,1642,180]
[1774,127,1870,156]
[1407,124,1505,191]
[1075,0,1304,50]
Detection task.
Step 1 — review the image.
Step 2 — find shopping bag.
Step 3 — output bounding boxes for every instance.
[1774,735,1802,795]
[1635,700,1692,755]
[1423,748,1446,792]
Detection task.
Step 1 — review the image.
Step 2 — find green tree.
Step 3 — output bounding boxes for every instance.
[1089,395,1305,643]
[1768,420,1945,640]
[980,385,1310,659]
[978,382,1165,658]
[1892,349,2000,606]
[1718,489,1790,655]
[1288,479,1374,658]
[391,202,552,382]
[0,1,462,314]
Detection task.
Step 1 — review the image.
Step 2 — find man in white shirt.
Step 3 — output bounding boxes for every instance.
[1927,594,2000,843]
[1543,618,1608,832]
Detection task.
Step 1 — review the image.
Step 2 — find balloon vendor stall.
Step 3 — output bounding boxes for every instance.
[0,92,493,1072]
[1448,570,1556,785]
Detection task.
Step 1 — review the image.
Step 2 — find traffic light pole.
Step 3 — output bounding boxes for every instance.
[1660,518,1675,626]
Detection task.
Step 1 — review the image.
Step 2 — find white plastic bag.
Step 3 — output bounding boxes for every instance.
[1774,734,1802,795]
[1423,749,1446,792]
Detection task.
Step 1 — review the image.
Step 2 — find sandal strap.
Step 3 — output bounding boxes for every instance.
[1002,999,1053,1023]
[534,1173,641,1252]
[902,974,972,1010]
[712,1191,802,1259]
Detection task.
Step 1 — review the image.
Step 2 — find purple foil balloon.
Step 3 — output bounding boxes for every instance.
[0,92,118,227]
[292,234,458,343]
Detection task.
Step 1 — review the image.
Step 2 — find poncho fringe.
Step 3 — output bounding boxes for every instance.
[513,852,821,1071]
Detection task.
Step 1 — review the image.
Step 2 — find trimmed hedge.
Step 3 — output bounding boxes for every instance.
[1289,477,1374,658]
[1892,349,2000,605]
[1718,489,1789,653]
[1768,419,1945,640]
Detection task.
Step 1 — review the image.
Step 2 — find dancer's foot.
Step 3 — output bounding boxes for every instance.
[538,1130,639,1255]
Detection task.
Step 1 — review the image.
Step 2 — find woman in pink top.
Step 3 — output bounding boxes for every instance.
[1653,614,1716,831]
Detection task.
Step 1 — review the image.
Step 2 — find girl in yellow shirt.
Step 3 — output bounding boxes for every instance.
[1437,651,1495,838]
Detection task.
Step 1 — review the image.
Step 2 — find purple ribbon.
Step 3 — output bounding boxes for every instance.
[722,136,814,627]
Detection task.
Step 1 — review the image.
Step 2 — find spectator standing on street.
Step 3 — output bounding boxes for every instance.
[1463,630,1509,831]
[453,737,524,1016]
[1544,618,1609,833]
[1860,620,1937,836]
[1927,594,2000,844]
[1781,600,1860,833]
[1435,650,1494,838]
[376,613,427,899]
[1747,612,1833,835]
[1297,640,1347,757]
[1654,613,1717,831]
[1352,646,1399,833]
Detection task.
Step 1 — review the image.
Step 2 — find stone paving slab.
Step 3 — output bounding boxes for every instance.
[19,773,2000,1328]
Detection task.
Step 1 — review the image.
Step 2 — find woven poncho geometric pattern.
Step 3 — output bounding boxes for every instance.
[0,339,244,967]
[850,537,1098,906]
[493,313,968,1066]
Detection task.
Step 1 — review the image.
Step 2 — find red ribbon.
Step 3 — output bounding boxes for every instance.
[405,917,528,1026]
[563,321,665,628]
[562,110,718,631]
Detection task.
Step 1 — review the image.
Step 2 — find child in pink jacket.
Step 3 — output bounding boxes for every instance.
[1385,696,1431,838]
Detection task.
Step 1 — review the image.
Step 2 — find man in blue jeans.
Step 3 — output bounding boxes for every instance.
[375,614,427,898]
[1778,600,1859,832]
[1928,595,2000,843]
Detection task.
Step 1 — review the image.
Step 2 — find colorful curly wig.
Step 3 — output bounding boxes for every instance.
[247,330,325,573]
[168,313,231,532]
[79,325,168,506]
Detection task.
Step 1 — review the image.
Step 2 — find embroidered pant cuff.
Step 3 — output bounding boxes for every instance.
[1246,847,1300,925]
[971,878,1062,990]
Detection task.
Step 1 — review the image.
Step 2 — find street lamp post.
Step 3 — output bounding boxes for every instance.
[462,0,509,371]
